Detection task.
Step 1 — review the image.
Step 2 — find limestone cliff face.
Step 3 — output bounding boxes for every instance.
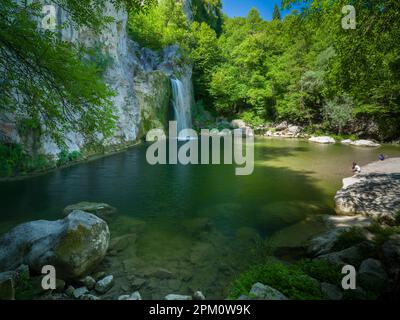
[2,1,194,158]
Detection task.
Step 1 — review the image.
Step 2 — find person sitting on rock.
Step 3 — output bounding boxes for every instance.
[352,162,361,174]
[379,154,385,161]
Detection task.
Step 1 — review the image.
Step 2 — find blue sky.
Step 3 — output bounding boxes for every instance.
[221,0,304,21]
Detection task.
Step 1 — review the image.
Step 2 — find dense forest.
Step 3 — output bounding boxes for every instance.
[130,0,400,140]
[1,0,400,177]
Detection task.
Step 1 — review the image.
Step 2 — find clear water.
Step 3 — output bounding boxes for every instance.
[1,138,399,299]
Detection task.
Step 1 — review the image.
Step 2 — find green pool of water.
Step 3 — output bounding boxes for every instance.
[1,138,399,299]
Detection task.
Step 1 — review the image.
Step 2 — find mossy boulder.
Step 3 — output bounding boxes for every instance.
[0,211,110,279]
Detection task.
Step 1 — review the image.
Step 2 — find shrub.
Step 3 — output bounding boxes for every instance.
[228,260,325,300]
[294,259,342,285]
[57,150,82,166]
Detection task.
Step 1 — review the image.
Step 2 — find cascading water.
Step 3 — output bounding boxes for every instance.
[171,78,192,134]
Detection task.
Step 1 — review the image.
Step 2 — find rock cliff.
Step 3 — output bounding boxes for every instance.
[0,1,194,159]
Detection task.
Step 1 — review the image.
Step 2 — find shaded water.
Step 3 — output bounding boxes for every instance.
[0,138,399,299]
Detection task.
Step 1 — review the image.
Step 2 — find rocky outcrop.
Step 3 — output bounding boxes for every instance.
[309,136,336,144]
[0,211,109,279]
[1,1,194,160]
[334,158,400,222]
[63,202,117,222]
[341,139,381,147]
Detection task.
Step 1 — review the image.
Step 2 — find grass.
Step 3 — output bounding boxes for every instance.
[227,259,342,300]
[0,143,82,178]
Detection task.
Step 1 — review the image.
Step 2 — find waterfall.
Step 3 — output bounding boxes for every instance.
[171,78,192,134]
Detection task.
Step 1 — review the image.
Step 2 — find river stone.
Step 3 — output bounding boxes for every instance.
[0,211,110,279]
[321,283,343,300]
[308,215,374,256]
[95,275,114,294]
[309,136,336,144]
[81,294,100,300]
[358,259,388,291]
[73,287,89,299]
[193,291,206,300]
[0,272,15,300]
[118,291,142,300]
[350,140,381,147]
[315,242,371,267]
[63,202,117,222]
[109,233,137,253]
[80,276,96,290]
[165,294,192,300]
[249,282,288,300]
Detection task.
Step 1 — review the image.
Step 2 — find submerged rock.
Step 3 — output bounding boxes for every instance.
[0,211,110,279]
[309,136,336,144]
[249,282,288,300]
[63,202,117,222]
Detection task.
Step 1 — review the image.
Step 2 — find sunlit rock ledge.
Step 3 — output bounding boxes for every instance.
[334,158,400,223]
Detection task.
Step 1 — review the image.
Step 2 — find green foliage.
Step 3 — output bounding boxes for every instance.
[294,259,342,285]
[240,111,265,128]
[128,0,189,51]
[0,0,138,145]
[0,144,25,177]
[322,95,355,134]
[0,144,54,177]
[57,150,82,166]
[228,260,326,300]
[272,4,281,21]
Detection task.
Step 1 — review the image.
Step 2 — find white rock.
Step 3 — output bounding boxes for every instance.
[165,294,192,300]
[350,140,380,147]
[249,282,288,300]
[230,119,247,129]
[309,136,336,144]
[117,291,142,300]
[73,287,89,299]
[95,275,114,294]
[193,291,206,300]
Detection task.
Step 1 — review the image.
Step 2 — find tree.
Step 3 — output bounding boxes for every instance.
[323,95,354,135]
[0,0,156,145]
[272,4,281,21]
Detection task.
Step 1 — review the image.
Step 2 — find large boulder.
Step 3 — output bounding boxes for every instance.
[358,259,388,292]
[382,234,400,275]
[309,136,336,144]
[0,211,110,279]
[334,158,400,222]
[63,202,117,222]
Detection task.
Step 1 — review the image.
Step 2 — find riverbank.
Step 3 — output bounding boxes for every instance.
[0,140,141,182]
